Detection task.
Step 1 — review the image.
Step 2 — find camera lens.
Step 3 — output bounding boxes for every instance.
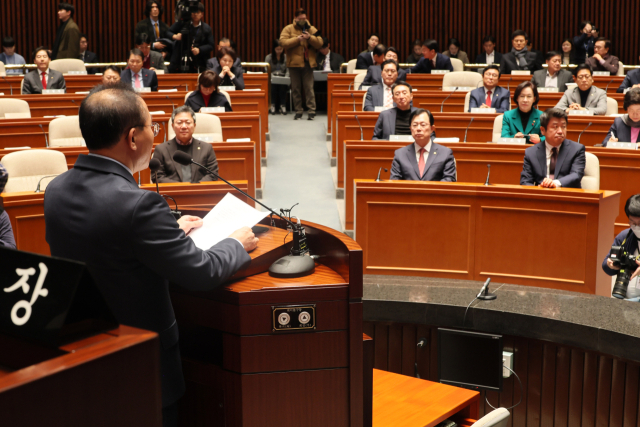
[612,269,631,299]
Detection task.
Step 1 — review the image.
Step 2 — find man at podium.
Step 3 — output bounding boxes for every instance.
[43,84,258,426]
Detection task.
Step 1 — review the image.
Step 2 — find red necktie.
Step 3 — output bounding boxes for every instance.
[485,90,492,107]
[41,72,47,90]
[418,148,426,177]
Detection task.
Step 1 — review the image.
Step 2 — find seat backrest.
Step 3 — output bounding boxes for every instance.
[492,114,504,142]
[354,73,366,90]
[471,408,510,427]
[1,149,68,193]
[167,112,223,142]
[346,59,357,74]
[581,152,600,190]
[49,115,85,147]
[0,99,31,118]
[617,61,625,76]
[450,58,464,72]
[464,91,471,112]
[219,89,232,106]
[443,71,483,88]
[184,91,193,102]
[0,62,5,77]
[361,92,368,110]
[606,97,619,115]
[49,59,87,73]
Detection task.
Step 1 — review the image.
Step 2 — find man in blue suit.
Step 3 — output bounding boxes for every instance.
[373,81,417,140]
[520,108,585,188]
[390,108,456,182]
[409,39,454,74]
[44,84,258,426]
[120,48,159,91]
[468,65,510,113]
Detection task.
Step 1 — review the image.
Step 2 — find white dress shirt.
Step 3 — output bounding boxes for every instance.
[544,140,563,187]
[39,68,50,87]
[414,140,432,165]
[486,51,495,64]
[323,51,331,71]
[383,82,393,107]
[544,70,558,88]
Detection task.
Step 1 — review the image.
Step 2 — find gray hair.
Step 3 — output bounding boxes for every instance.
[171,105,196,124]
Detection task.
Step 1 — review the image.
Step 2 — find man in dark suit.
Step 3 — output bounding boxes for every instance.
[0,163,16,249]
[135,1,174,56]
[362,48,407,85]
[573,20,596,64]
[373,81,417,140]
[618,59,640,93]
[532,51,574,93]
[475,35,502,65]
[316,37,345,73]
[79,34,98,74]
[121,48,159,91]
[390,108,456,182]
[52,2,81,59]
[169,3,214,73]
[22,47,66,94]
[364,59,402,111]
[468,65,510,113]
[44,84,257,426]
[409,39,454,74]
[152,106,218,183]
[356,43,385,70]
[136,33,168,73]
[500,30,542,75]
[520,108,586,188]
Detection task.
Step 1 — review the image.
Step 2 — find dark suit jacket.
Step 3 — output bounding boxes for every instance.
[169,21,214,72]
[362,65,407,86]
[618,69,640,93]
[80,51,98,75]
[44,154,251,406]
[475,51,503,64]
[152,138,218,183]
[135,18,174,51]
[120,68,159,92]
[531,69,574,93]
[21,69,66,94]
[520,139,586,188]
[468,86,510,113]
[603,117,636,146]
[356,51,374,70]
[500,51,542,74]
[409,55,454,74]
[573,33,595,64]
[205,58,245,90]
[185,91,232,112]
[54,18,81,59]
[147,50,167,72]
[0,211,16,249]
[363,84,395,111]
[390,142,456,182]
[372,107,417,140]
[316,51,345,73]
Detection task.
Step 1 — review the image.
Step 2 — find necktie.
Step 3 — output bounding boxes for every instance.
[384,87,393,107]
[154,23,160,39]
[432,58,436,68]
[485,90,492,107]
[41,72,47,89]
[418,148,426,177]
[549,147,557,179]
[134,73,142,89]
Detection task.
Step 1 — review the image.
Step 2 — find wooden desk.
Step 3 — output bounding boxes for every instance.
[355,180,619,295]
[372,369,479,427]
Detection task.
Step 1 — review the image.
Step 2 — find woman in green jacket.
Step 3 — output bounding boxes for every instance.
[501,81,545,144]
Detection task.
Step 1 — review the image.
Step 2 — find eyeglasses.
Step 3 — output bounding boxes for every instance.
[576,75,592,80]
[138,122,160,137]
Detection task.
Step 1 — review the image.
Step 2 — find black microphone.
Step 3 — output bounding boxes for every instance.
[149,158,181,219]
[375,167,388,181]
[1,76,13,95]
[35,175,59,193]
[484,164,491,186]
[476,277,497,300]
[70,99,78,107]
[38,124,49,147]
[577,122,592,144]
[463,117,474,142]
[350,91,356,112]
[165,95,176,111]
[172,150,315,278]
[440,87,457,113]
[605,79,614,92]
[354,114,364,140]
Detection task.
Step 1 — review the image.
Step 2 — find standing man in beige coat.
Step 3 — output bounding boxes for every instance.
[279,8,323,120]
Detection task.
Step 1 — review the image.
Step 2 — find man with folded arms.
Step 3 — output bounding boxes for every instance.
[372,81,417,140]
[468,64,510,113]
[390,108,456,182]
[555,64,607,115]
[520,108,585,189]
[586,38,619,75]
[532,51,574,93]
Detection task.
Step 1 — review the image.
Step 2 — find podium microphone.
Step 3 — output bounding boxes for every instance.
[440,87,457,112]
[165,95,176,111]
[35,175,59,193]
[463,117,474,142]
[484,164,491,186]
[507,77,512,91]
[1,76,13,95]
[172,151,315,278]
[477,277,497,300]
[354,114,364,140]
[577,122,592,144]
[375,167,388,181]
[605,79,614,92]
[38,124,49,147]
[149,158,181,219]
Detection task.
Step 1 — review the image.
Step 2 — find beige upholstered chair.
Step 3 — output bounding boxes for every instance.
[449,58,464,72]
[581,152,600,190]
[492,114,504,142]
[0,99,31,118]
[464,92,471,112]
[49,116,85,147]
[606,97,619,115]
[0,62,5,77]
[167,112,223,142]
[354,73,366,90]
[1,149,67,193]
[443,71,483,89]
[49,59,87,74]
[617,61,625,76]
[184,90,232,107]
[470,408,510,427]
[346,59,357,74]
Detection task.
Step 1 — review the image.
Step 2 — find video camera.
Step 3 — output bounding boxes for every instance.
[608,243,640,299]
[174,0,204,72]
[176,0,201,23]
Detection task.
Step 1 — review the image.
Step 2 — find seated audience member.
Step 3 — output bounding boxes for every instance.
[586,38,619,75]
[406,39,423,63]
[603,88,640,146]
[152,105,218,183]
[363,47,406,85]
[555,64,607,115]
[120,48,158,91]
[22,47,66,94]
[520,108,585,188]
[442,38,469,64]
[101,65,121,86]
[185,70,232,112]
[573,20,596,64]
[526,40,544,66]
[475,35,502,65]
[79,34,98,74]
[356,33,380,69]
[169,3,214,73]
[500,30,542,75]
[410,39,454,74]
[390,109,456,182]
[532,51,574,92]
[364,59,402,111]
[468,65,510,113]
[617,56,640,93]
[316,37,345,73]
[135,1,173,56]
[0,36,26,74]
[208,38,242,69]
[0,163,16,249]
[501,81,544,144]
[372,81,417,140]
[561,38,574,65]
[136,33,167,72]
[358,43,386,76]
[602,194,640,300]
[206,46,244,90]
[266,39,288,115]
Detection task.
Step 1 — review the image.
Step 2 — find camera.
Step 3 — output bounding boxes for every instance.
[176,0,200,23]
[608,244,639,299]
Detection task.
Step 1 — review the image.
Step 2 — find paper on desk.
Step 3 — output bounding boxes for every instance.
[188,193,268,250]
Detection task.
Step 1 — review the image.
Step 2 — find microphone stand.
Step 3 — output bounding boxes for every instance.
[484,164,491,186]
[165,95,176,111]
[38,124,49,147]
[375,167,388,181]
[35,175,59,193]
[605,79,614,92]
[577,122,592,144]
[463,117,474,142]
[1,76,13,95]
[440,87,457,113]
[476,278,497,300]
[354,114,364,140]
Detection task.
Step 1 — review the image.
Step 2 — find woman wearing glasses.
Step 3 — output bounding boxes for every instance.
[501,81,544,144]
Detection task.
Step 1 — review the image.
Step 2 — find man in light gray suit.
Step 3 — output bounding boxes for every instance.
[22,46,66,94]
[364,59,401,111]
[555,64,607,115]
[390,108,456,182]
[532,51,574,93]
[372,81,416,140]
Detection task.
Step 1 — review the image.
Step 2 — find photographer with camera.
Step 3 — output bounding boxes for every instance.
[603,194,640,300]
[168,2,214,73]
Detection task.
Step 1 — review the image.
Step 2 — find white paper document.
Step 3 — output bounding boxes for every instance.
[188,193,269,250]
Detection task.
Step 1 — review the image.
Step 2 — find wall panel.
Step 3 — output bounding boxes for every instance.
[0,1,637,65]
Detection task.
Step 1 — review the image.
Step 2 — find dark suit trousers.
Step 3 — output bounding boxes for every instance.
[289,61,315,113]
[271,83,289,107]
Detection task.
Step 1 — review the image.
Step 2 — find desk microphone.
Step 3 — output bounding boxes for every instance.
[70,99,78,107]
[577,122,592,144]
[35,175,59,193]
[440,87,457,113]
[165,95,176,111]
[375,167,388,181]
[350,91,357,112]
[354,114,364,140]
[476,277,497,300]
[1,76,13,95]
[38,124,49,147]
[507,77,512,91]
[172,150,315,278]
[484,164,491,186]
[149,158,181,219]
[605,79,614,92]
[463,117,474,142]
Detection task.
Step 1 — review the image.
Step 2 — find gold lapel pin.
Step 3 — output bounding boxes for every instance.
[198,147,201,150]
